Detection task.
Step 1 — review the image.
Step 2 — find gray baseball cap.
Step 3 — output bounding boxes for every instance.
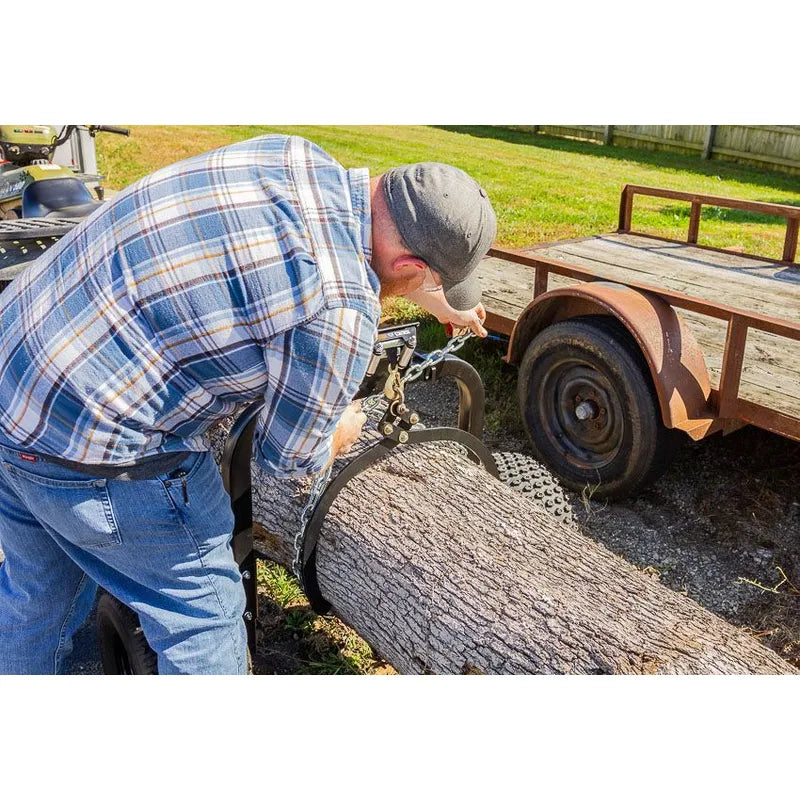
[382,162,496,310]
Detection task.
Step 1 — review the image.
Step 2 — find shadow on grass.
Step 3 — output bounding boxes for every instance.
[435,126,800,195]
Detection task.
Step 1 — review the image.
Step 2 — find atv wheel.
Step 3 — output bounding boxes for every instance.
[96,591,158,675]
[493,451,575,526]
[518,315,680,500]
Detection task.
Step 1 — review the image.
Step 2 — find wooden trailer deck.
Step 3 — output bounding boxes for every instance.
[477,231,800,425]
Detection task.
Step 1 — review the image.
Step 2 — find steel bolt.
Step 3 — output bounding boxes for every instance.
[382,423,394,436]
[575,400,598,421]
[398,430,409,444]
[243,611,253,621]
[241,570,251,580]
[409,412,420,424]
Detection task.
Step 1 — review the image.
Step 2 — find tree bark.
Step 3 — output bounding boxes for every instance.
[208,419,795,675]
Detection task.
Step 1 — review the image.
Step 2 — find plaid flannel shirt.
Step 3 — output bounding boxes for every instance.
[0,135,381,477]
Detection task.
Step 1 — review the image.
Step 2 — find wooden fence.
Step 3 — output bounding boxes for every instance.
[507,125,800,176]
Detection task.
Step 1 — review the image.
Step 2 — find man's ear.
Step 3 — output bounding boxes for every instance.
[391,255,427,275]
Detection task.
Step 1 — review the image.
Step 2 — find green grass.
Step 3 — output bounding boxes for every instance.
[96,126,799,674]
[98,124,800,260]
[257,561,304,608]
[255,560,392,675]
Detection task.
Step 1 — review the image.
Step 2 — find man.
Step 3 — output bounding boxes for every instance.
[0,134,496,674]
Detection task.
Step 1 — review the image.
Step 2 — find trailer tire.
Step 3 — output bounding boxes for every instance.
[493,451,575,526]
[518,314,680,499]
[96,591,158,675]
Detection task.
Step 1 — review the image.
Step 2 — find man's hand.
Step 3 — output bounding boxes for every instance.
[403,288,489,338]
[331,400,367,460]
[445,303,488,338]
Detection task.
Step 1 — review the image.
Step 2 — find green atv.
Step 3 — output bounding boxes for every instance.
[0,124,129,220]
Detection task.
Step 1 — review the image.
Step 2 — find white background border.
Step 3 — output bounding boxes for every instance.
[2,1,798,794]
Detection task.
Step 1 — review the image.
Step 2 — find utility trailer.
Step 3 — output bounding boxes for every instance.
[479,185,800,498]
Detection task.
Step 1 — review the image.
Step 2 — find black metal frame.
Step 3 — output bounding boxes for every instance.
[221,401,262,646]
[220,353,494,649]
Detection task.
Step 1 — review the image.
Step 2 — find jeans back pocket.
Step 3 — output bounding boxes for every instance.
[2,462,122,548]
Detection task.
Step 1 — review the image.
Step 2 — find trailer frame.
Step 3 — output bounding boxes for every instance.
[485,185,800,444]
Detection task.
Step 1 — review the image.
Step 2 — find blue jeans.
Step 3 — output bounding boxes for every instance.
[0,432,247,674]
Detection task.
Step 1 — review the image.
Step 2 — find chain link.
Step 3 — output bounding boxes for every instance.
[402,330,475,385]
[291,464,332,579]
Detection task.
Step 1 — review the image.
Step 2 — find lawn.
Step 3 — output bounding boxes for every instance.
[98,125,800,260]
[97,126,799,674]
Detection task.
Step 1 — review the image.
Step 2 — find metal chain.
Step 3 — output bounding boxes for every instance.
[362,393,387,420]
[402,330,475,385]
[291,329,475,583]
[291,464,332,580]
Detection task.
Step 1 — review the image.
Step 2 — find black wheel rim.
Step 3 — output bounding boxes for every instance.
[536,357,624,471]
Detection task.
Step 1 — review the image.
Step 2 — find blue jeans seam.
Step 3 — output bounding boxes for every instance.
[100,490,122,544]
[54,571,90,674]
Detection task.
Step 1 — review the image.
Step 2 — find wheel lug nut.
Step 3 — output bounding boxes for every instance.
[575,400,598,421]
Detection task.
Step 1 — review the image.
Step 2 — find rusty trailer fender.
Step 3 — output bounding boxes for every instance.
[506,281,720,441]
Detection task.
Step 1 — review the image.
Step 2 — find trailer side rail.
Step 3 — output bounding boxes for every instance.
[618,184,800,264]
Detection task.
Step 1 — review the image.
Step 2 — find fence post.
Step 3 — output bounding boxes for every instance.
[702,125,717,160]
[604,126,614,145]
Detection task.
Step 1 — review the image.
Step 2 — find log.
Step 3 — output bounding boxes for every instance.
[208,418,795,675]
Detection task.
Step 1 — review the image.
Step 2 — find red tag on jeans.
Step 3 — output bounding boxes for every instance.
[19,453,37,462]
